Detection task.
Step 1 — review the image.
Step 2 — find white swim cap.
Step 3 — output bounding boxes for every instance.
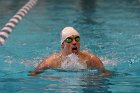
[61,27,80,45]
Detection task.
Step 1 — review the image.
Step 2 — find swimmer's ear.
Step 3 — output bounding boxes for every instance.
[61,43,64,49]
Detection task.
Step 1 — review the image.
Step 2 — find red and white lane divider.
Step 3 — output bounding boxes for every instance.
[0,0,38,45]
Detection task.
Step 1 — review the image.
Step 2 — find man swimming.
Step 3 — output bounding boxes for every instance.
[29,27,112,76]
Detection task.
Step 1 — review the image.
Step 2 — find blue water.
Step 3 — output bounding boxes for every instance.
[0,0,140,93]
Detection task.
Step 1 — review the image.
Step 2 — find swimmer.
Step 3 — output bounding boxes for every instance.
[29,27,112,76]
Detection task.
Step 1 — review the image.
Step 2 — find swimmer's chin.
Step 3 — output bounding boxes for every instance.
[71,50,78,54]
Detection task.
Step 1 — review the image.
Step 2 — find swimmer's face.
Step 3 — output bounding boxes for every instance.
[62,35,80,55]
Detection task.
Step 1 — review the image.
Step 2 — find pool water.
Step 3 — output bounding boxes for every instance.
[0,0,140,93]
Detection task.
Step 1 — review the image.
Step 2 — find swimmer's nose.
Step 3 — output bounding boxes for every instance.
[72,39,76,45]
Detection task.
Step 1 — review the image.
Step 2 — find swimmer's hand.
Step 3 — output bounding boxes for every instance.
[99,70,112,77]
[28,70,43,76]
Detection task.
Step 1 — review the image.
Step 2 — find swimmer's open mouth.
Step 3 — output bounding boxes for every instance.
[72,47,77,50]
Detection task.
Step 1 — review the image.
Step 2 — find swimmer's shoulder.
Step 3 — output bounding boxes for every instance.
[80,50,98,58]
[79,50,91,59]
[81,50,89,53]
[49,52,62,61]
[80,50,92,56]
[44,52,62,68]
[51,52,61,57]
[42,52,61,62]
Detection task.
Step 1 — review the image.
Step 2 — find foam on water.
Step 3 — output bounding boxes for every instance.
[61,53,87,71]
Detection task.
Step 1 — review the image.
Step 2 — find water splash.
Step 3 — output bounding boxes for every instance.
[20,57,41,68]
[61,53,87,71]
[100,57,117,71]
[4,56,14,64]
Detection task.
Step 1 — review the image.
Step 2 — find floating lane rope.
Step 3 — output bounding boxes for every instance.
[0,0,38,45]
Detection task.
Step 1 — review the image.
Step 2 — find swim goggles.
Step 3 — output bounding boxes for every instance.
[65,36,80,43]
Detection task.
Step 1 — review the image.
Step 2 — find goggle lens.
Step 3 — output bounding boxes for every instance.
[65,38,73,43]
[65,37,80,43]
[75,37,80,42]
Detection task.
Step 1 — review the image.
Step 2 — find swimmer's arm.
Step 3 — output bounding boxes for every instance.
[90,55,112,77]
[28,56,53,76]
